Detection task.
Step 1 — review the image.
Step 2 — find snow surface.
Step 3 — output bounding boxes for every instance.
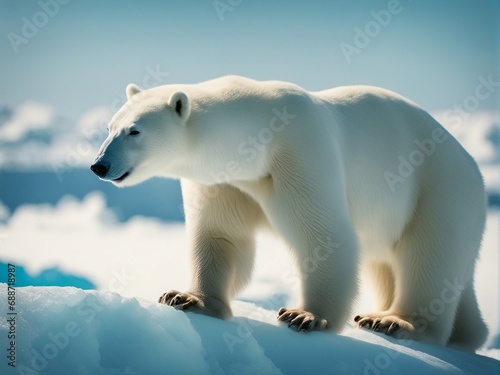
[0,286,499,375]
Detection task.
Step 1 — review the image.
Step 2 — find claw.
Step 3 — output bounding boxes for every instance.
[277,308,327,332]
[356,314,409,337]
[298,319,311,332]
[361,319,372,329]
[387,322,400,335]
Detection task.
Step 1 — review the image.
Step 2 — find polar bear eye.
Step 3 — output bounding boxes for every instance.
[129,130,140,136]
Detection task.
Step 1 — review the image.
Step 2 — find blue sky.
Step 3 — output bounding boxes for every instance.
[0,0,498,119]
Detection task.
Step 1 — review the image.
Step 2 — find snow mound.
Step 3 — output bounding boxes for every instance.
[1,286,498,375]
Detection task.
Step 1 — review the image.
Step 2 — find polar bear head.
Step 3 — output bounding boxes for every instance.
[90,84,191,186]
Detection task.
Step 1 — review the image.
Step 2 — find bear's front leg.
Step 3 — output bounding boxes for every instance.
[263,154,360,333]
[274,232,358,334]
[158,182,261,320]
[157,236,241,320]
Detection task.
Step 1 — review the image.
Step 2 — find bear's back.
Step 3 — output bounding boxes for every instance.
[194,75,310,102]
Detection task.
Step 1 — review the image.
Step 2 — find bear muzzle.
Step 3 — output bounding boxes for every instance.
[91,162,131,183]
[90,162,109,178]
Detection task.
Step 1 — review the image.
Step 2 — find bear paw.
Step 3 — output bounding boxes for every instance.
[277,307,328,332]
[158,290,232,319]
[354,313,414,339]
[158,290,200,311]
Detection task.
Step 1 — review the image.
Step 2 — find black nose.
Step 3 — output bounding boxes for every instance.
[90,163,109,178]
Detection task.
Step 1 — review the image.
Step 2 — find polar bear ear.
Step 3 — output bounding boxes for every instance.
[126,84,142,99]
[168,91,191,121]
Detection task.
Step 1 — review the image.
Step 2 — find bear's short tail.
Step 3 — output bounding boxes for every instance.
[448,282,488,352]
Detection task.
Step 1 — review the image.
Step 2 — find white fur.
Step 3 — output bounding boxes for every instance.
[92,76,488,350]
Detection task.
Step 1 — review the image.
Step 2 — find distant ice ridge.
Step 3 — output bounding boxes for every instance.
[0,102,110,171]
[0,286,499,375]
[433,110,500,193]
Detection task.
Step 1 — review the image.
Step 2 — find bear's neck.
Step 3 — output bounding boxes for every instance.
[180,109,271,185]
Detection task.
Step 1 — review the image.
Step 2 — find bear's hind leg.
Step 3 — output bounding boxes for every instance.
[448,282,488,351]
[356,237,460,344]
[354,159,490,348]
[356,189,482,346]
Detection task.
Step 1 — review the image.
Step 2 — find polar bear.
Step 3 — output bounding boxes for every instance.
[91,76,488,351]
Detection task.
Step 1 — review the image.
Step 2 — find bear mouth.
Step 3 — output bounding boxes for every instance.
[112,171,130,182]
